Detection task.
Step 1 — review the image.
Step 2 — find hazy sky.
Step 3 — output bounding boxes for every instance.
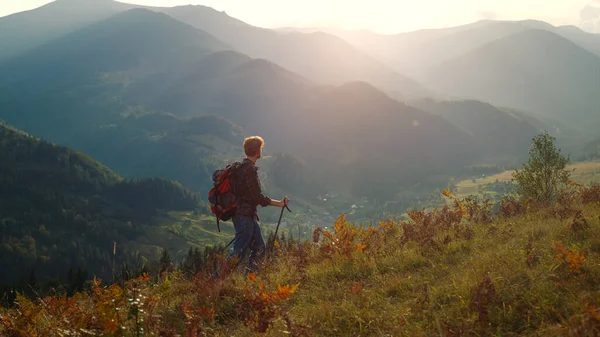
[1,0,599,33]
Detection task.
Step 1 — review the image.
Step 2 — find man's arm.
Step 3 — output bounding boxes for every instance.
[244,166,289,208]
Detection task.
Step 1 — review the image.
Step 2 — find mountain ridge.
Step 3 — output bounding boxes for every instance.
[419,28,600,133]
[0,1,432,99]
[0,0,132,61]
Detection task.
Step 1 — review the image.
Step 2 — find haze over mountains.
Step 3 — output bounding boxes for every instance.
[0,0,430,99]
[297,19,600,71]
[420,29,600,133]
[2,1,598,130]
[0,1,597,188]
[285,20,600,134]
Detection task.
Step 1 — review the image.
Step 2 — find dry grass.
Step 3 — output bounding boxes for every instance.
[2,188,600,336]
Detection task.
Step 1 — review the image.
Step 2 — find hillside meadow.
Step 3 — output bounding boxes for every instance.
[2,184,599,336]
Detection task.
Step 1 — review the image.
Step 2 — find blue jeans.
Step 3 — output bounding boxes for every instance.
[228,215,265,273]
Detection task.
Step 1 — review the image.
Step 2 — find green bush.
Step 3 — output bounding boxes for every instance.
[512,131,571,203]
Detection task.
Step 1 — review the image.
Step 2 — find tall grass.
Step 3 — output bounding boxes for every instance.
[1,185,600,336]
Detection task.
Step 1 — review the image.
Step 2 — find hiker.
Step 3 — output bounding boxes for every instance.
[228,136,289,273]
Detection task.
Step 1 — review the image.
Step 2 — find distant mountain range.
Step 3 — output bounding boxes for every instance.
[0,0,430,99]
[292,19,600,73]
[0,8,472,199]
[419,29,600,133]
[286,20,600,134]
[0,2,596,199]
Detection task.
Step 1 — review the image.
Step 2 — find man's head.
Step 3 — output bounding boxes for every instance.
[243,136,264,159]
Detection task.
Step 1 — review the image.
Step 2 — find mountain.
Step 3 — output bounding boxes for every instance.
[0,8,229,98]
[153,50,318,139]
[418,29,600,133]
[408,98,589,161]
[3,3,573,204]
[308,20,600,74]
[0,3,479,201]
[0,1,430,98]
[0,121,199,285]
[138,5,432,98]
[75,112,245,192]
[0,7,229,131]
[519,20,600,58]
[154,50,315,110]
[408,99,538,162]
[148,50,481,197]
[0,4,507,203]
[297,20,528,74]
[275,82,478,197]
[0,9,245,193]
[0,0,132,62]
[500,108,589,156]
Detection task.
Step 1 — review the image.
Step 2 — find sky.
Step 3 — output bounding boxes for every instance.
[1,0,599,34]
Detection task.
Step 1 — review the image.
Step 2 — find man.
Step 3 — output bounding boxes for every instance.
[229,136,289,273]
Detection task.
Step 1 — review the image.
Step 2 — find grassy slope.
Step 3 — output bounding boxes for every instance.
[455,160,600,198]
[3,195,600,336]
[271,203,600,336]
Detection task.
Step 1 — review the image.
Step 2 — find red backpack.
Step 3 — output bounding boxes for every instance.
[207,161,247,232]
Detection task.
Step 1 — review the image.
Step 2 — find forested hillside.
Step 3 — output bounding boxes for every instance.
[0,122,199,287]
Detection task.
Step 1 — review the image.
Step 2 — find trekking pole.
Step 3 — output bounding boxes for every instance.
[221,237,235,254]
[271,198,292,252]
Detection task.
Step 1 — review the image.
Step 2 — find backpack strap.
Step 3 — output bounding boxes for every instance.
[213,188,222,233]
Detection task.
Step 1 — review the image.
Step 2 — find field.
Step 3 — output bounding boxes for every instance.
[454,160,600,199]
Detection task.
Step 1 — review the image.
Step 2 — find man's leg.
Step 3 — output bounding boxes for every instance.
[215,216,252,279]
[247,219,266,273]
[229,216,254,261]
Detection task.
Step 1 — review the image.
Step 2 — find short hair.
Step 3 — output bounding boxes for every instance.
[243,136,264,156]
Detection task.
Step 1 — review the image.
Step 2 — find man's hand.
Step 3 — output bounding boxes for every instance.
[271,197,290,208]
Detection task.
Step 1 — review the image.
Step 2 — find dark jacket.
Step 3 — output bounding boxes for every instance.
[234,159,271,217]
